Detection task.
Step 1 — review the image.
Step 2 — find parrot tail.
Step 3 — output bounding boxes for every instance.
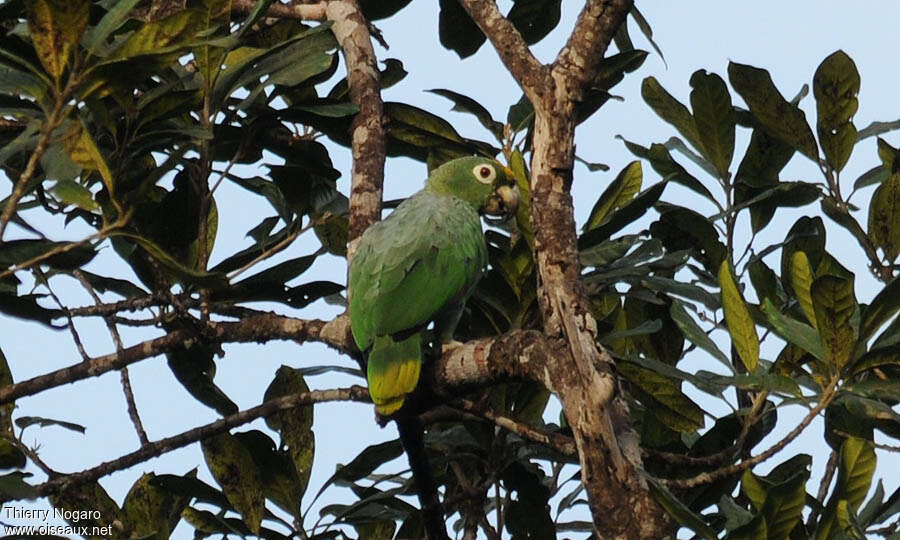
[367,333,422,415]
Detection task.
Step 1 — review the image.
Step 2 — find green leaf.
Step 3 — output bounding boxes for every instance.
[819,437,877,538]
[719,261,759,372]
[263,365,314,509]
[26,0,89,82]
[812,275,857,370]
[356,520,397,540]
[849,345,900,377]
[651,204,726,274]
[669,299,731,369]
[584,161,642,231]
[780,216,826,296]
[689,70,734,177]
[791,251,818,328]
[84,0,143,55]
[233,430,304,521]
[0,347,13,434]
[428,88,504,141]
[761,298,825,361]
[0,239,96,270]
[15,415,85,434]
[121,473,190,540]
[860,273,900,341]
[0,471,38,500]
[728,61,818,159]
[868,171,900,261]
[813,50,860,172]
[0,437,26,470]
[618,363,705,432]
[853,165,889,190]
[618,137,716,202]
[641,77,704,155]
[645,475,718,540]
[201,432,266,534]
[507,0,561,45]
[167,343,237,417]
[194,0,233,86]
[106,9,202,62]
[51,179,98,211]
[49,481,120,534]
[762,470,809,540]
[578,181,666,249]
[438,0,485,58]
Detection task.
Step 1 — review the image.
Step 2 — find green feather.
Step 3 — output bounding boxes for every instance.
[349,157,513,414]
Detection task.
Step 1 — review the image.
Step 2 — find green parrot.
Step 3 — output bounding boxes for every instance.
[349,156,520,415]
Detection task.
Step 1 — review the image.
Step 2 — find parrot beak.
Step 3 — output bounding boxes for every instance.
[483,184,520,219]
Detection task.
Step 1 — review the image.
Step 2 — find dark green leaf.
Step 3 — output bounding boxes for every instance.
[578,181,666,249]
[584,161,642,231]
[728,61,818,159]
[428,88,504,141]
[641,77,704,155]
[689,70,734,177]
[868,172,900,261]
[201,432,266,534]
[506,0,561,45]
[438,0,485,58]
[120,472,190,540]
[813,50,860,172]
[167,344,238,417]
[760,298,825,361]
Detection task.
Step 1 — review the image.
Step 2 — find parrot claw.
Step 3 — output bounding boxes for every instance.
[441,340,465,355]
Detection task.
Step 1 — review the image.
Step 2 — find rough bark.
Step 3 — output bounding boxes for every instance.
[325,0,386,255]
[456,0,672,537]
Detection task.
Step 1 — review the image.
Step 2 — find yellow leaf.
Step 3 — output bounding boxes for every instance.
[790,251,817,329]
[719,260,759,372]
[26,0,89,82]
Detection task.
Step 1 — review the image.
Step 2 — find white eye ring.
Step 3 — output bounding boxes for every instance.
[473,164,496,184]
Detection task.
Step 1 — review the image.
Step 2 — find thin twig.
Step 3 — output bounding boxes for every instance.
[452,399,576,457]
[226,219,312,281]
[13,440,57,477]
[25,386,370,499]
[68,295,163,318]
[660,379,839,489]
[807,448,838,530]
[73,270,150,445]
[37,270,90,362]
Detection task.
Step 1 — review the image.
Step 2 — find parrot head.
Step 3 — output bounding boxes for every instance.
[426,156,520,220]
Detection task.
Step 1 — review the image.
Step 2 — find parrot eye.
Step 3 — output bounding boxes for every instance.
[473,164,496,184]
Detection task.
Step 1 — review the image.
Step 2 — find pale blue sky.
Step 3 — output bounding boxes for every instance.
[2,2,899,537]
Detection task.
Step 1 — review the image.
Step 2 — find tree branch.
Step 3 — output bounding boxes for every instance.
[553,0,633,91]
[455,0,548,104]
[231,0,327,21]
[325,0,386,253]
[0,314,354,405]
[27,386,369,499]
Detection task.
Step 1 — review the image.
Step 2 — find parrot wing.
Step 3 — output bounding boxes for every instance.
[349,191,487,351]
